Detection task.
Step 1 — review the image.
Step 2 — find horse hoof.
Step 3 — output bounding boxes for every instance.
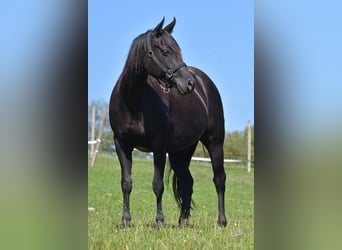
[155,218,164,229]
[178,218,189,228]
[155,220,164,229]
[122,219,130,227]
[155,213,164,227]
[217,217,227,227]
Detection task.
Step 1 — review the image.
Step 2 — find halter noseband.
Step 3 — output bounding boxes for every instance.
[146,32,186,91]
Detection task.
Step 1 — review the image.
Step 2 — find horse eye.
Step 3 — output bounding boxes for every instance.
[162,50,169,56]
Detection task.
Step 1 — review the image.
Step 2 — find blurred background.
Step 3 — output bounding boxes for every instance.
[1,0,342,249]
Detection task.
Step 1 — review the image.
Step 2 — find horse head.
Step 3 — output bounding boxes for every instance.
[144,17,195,95]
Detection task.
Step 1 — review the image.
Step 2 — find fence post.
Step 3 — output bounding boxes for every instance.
[247,120,251,173]
[91,106,107,167]
[91,104,96,156]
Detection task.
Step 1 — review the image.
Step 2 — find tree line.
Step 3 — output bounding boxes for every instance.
[89,101,254,163]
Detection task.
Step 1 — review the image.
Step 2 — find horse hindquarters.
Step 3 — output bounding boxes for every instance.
[199,71,227,227]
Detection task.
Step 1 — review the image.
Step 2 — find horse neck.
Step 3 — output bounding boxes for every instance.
[120,70,148,111]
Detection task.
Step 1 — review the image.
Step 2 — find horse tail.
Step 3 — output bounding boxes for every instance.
[166,164,182,208]
[172,173,182,208]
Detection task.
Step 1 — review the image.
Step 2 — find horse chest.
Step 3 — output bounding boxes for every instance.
[124,113,145,136]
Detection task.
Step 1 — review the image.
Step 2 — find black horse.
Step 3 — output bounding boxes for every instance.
[109,17,227,227]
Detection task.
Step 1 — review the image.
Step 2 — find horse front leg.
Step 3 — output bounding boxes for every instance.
[152,152,166,227]
[114,137,133,227]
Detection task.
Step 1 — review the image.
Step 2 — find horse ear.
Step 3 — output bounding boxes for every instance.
[153,17,165,36]
[164,17,176,33]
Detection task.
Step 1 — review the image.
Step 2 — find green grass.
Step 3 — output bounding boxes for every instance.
[88,154,254,249]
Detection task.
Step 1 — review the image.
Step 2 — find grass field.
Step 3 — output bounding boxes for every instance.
[88,154,254,249]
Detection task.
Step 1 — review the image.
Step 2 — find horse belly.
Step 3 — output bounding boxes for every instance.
[167,115,206,151]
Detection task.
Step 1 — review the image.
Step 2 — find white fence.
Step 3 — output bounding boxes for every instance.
[89,140,246,167]
[191,156,242,163]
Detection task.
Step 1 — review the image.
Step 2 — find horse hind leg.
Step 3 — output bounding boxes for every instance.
[174,168,193,227]
[168,143,197,227]
[202,139,227,227]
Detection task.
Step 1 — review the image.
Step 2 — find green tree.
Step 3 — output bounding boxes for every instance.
[193,125,254,162]
[224,125,254,164]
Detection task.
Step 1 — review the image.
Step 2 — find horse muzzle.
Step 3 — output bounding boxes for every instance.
[176,78,194,95]
[169,67,195,95]
[170,74,194,95]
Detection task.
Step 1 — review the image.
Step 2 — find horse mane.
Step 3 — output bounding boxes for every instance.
[122,32,147,74]
[122,29,183,74]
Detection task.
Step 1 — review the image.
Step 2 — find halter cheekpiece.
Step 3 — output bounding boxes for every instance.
[146,32,186,92]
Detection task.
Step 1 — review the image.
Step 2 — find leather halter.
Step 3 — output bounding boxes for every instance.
[146,31,186,92]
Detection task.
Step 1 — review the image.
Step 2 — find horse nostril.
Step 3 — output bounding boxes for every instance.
[187,80,194,91]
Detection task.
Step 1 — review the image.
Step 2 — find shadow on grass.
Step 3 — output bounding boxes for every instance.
[112,222,196,231]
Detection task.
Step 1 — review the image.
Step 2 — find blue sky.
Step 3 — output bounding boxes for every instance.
[88,0,254,132]
[256,1,342,136]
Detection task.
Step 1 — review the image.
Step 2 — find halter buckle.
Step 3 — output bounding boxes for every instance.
[163,87,171,93]
[166,69,173,79]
